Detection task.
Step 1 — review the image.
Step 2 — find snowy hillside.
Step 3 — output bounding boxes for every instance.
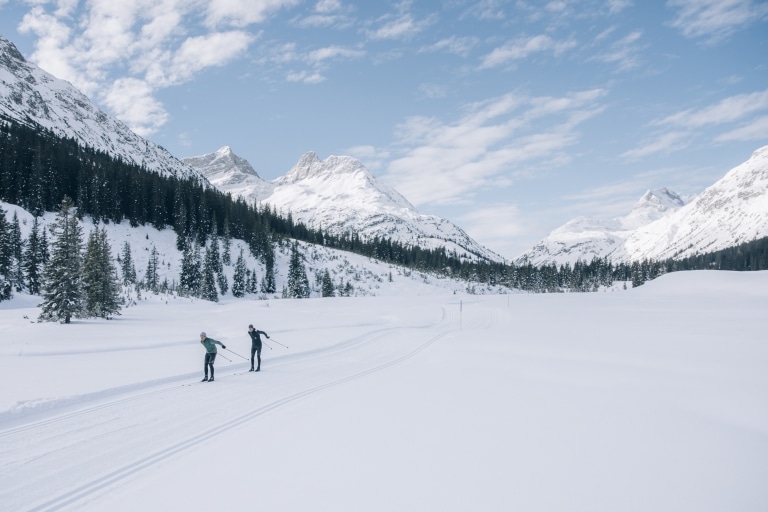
[1,271,766,511]
[1,200,508,302]
[0,35,203,182]
[518,188,687,266]
[183,148,504,263]
[616,145,768,261]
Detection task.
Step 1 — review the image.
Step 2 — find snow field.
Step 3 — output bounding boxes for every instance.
[0,271,766,511]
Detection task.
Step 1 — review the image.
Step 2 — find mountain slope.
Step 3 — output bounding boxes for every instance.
[518,188,687,266]
[616,145,768,261]
[0,35,203,182]
[183,148,504,262]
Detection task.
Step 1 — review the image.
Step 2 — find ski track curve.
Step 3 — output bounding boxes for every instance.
[2,306,455,512]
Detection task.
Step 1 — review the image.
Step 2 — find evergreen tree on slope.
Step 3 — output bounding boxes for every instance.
[39,196,83,323]
[81,226,121,318]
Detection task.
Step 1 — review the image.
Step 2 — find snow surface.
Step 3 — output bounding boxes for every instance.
[1,271,766,511]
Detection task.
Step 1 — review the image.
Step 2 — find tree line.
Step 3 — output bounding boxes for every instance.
[2,116,766,308]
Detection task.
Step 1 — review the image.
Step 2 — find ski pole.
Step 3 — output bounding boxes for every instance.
[262,340,273,350]
[217,351,232,362]
[268,337,289,349]
[225,348,249,361]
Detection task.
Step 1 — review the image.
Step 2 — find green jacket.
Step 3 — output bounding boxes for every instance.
[200,336,224,354]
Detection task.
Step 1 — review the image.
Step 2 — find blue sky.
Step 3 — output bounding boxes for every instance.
[1,0,767,259]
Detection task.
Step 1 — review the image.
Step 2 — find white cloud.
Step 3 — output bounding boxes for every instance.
[590,30,645,71]
[383,90,606,207]
[607,0,633,14]
[716,115,768,142]
[667,0,768,43]
[205,0,300,28]
[286,70,326,84]
[103,78,168,137]
[480,35,576,69]
[658,89,768,127]
[14,0,282,135]
[621,132,690,160]
[419,36,479,57]
[367,6,436,41]
[306,45,365,63]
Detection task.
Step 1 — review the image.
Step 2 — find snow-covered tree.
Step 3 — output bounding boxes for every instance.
[200,246,218,302]
[321,269,334,297]
[144,245,159,292]
[231,249,247,297]
[39,196,83,323]
[119,241,137,286]
[287,242,310,298]
[0,205,11,300]
[23,216,44,295]
[179,244,202,296]
[81,226,121,318]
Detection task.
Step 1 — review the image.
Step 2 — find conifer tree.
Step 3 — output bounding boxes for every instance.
[145,245,160,292]
[287,242,310,298]
[119,241,137,286]
[9,212,24,291]
[249,269,259,294]
[24,216,44,295]
[179,244,202,296]
[81,226,121,318]
[231,249,247,298]
[39,196,83,323]
[321,269,334,297]
[200,247,218,302]
[0,205,11,300]
[222,218,232,266]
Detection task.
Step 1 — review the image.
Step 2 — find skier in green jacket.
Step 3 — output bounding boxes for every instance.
[200,332,225,382]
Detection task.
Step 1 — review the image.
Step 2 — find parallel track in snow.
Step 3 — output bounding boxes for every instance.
[2,306,457,512]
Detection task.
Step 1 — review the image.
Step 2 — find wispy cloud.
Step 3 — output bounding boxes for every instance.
[667,0,768,43]
[382,89,607,206]
[622,89,768,158]
[716,115,768,142]
[480,35,577,69]
[621,132,691,160]
[589,30,645,71]
[419,35,479,57]
[366,2,437,41]
[16,0,294,136]
[658,89,768,127]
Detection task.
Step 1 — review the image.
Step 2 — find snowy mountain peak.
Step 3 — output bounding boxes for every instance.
[0,35,204,183]
[518,145,768,265]
[283,152,371,182]
[184,148,503,262]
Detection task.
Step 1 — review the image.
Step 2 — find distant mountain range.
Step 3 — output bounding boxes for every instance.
[183,147,503,262]
[518,146,768,265]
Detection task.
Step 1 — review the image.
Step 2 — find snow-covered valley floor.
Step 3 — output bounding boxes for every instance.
[1,271,767,511]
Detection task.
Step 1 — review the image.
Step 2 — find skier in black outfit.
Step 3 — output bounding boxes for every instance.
[248,324,270,372]
[200,332,225,382]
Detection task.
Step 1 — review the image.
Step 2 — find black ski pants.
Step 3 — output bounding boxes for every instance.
[204,352,217,377]
[250,345,261,370]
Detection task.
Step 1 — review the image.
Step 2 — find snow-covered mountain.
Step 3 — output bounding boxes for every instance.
[519,146,768,265]
[518,188,688,266]
[183,147,504,262]
[615,145,768,262]
[0,35,203,182]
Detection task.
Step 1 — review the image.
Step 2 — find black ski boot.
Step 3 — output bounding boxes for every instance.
[208,376,214,382]
[249,368,255,372]
[201,376,208,382]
